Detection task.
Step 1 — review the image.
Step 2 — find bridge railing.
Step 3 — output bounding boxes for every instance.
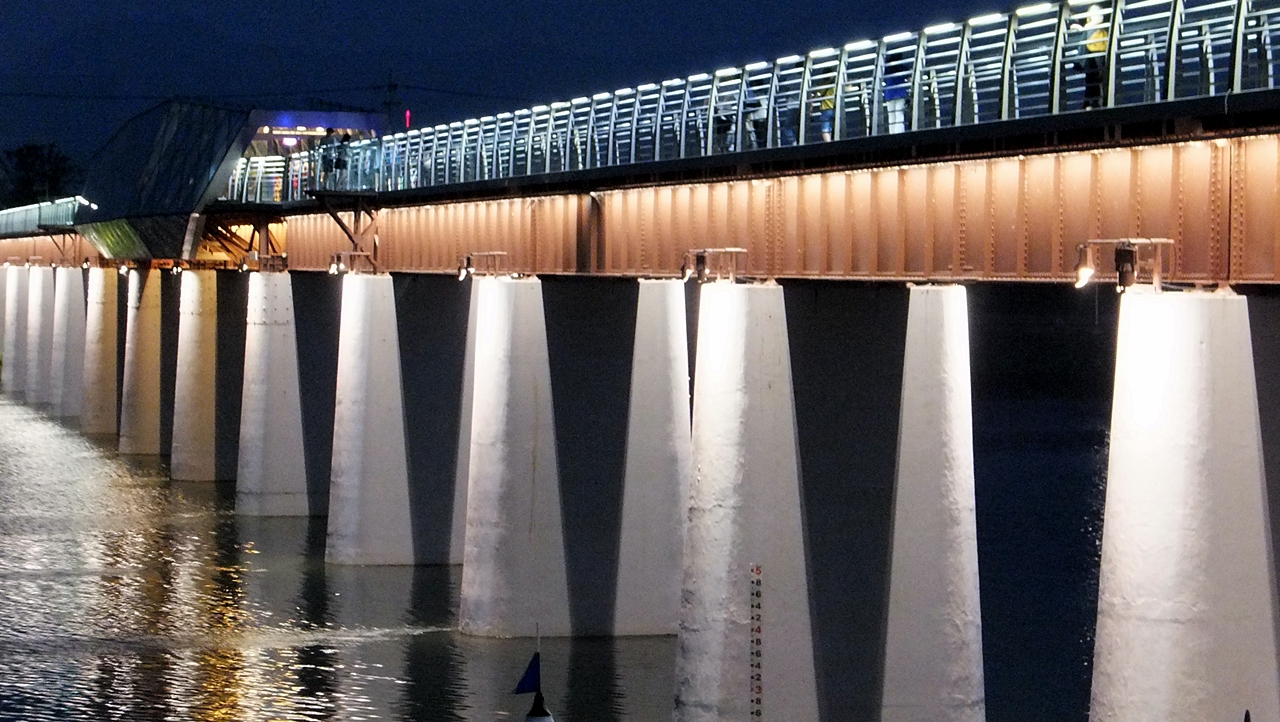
[0,196,85,237]
[231,0,1280,202]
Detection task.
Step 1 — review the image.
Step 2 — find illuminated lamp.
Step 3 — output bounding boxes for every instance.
[1074,244,1095,288]
[1073,238,1174,293]
[118,264,128,276]
[328,261,340,275]
[281,137,298,148]
[80,258,90,270]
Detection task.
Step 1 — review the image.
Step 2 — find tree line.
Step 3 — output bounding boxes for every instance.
[0,143,81,209]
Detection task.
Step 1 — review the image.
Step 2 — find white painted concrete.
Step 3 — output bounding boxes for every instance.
[50,266,86,418]
[1090,289,1280,722]
[459,276,571,637]
[0,267,6,354]
[81,267,119,435]
[238,272,309,516]
[881,285,986,722]
[118,269,163,455]
[24,266,55,405]
[171,270,218,480]
[2,266,28,397]
[449,279,480,565]
[614,279,693,636]
[674,281,819,722]
[326,273,414,564]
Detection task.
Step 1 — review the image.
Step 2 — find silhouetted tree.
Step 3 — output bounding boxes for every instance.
[0,143,82,207]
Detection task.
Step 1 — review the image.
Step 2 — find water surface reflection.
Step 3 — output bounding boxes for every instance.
[0,399,674,721]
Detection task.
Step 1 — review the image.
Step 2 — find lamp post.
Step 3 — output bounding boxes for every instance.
[1074,237,1175,292]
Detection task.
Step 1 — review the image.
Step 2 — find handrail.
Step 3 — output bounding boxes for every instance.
[219,0,1280,203]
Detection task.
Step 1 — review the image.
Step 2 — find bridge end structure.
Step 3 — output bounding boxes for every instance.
[1090,289,1280,721]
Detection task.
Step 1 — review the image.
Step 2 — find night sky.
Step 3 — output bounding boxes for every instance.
[4,0,1001,162]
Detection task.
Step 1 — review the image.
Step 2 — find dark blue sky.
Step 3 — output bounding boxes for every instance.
[3,0,1001,162]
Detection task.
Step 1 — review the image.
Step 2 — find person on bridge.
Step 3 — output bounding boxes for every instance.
[319,128,337,189]
[883,53,909,134]
[812,84,836,142]
[1073,5,1109,109]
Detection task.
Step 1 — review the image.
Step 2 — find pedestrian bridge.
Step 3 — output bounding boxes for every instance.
[227,0,1280,200]
[2,1,1280,720]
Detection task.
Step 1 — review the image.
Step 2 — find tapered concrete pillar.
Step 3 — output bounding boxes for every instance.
[459,276,571,637]
[50,266,86,418]
[1090,289,1280,722]
[238,272,309,516]
[119,269,163,455]
[675,282,819,722]
[881,285,985,722]
[326,273,414,564]
[82,267,119,435]
[171,270,218,480]
[24,266,55,405]
[0,267,6,352]
[614,279,693,635]
[1,266,28,397]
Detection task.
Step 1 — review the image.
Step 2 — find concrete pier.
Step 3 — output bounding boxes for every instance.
[614,279,692,636]
[237,272,309,515]
[326,273,414,564]
[50,266,86,418]
[674,281,818,722]
[2,266,28,397]
[24,266,55,405]
[81,268,119,435]
[171,270,218,480]
[0,267,6,353]
[881,285,985,722]
[1090,289,1280,721]
[119,269,163,455]
[459,276,571,637]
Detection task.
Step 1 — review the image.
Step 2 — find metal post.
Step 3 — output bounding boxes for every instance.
[629,92,642,164]
[1231,0,1252,92]
[909,34,927,132]
[734,69,749,151]
[954,22,974,126]
[1165,0,1186,99]
[1000,15,1020,120]
[1104,0,1127,107]
[678,81,692,159]
[834,48,850,139]
[872,41,888,133]
[766,63,781,147]
[1049,3,1071,114]
[798,55,814,145]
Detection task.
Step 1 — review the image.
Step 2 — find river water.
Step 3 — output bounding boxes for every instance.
[0,398,675,722]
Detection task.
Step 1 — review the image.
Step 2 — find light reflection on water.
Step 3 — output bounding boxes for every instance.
[0,398,675,721]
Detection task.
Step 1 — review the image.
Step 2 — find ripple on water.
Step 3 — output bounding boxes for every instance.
[0,397,675,720]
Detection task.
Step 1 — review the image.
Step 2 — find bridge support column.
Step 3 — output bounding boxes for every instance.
[881,285,985,722]
[24,266,55,405]
[81,267,118,435]
[0,267,6,355]
[1090,289,1280,722]
[50,266,86,419]
[326,273,414,564]
[171,270,218,480]
[238,272,309,516]
[2,266,28,397]
[119,268,162,455]
[459,276,571,637]
[675,282,819,722]
[614,279,692,635]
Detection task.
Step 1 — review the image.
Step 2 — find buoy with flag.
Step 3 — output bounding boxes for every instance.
[514,627,554,721]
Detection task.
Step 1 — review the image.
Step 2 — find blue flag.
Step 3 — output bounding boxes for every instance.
[513,652,541,695]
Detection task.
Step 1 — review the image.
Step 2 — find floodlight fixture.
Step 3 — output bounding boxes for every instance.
[1074,238,1175,292]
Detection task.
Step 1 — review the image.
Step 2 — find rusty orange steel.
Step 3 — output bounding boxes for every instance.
[280,134,1280,284]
